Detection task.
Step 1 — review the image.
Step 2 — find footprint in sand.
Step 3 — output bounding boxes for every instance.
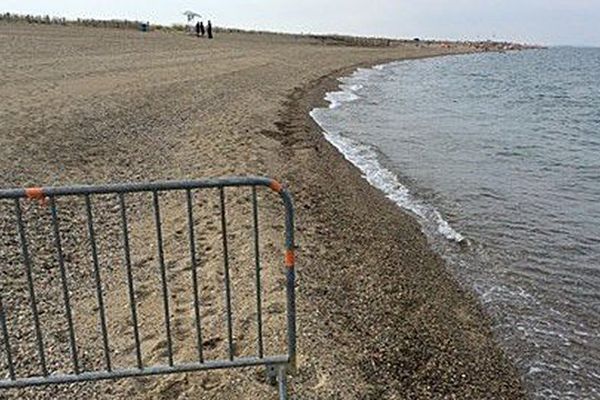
[135,282,152,301]
[150,338,171,359]
[153,376,188,400]
[202,337,222,351]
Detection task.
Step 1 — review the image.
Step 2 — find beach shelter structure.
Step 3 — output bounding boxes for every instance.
[183,11,202,35]
[183,11,202,22]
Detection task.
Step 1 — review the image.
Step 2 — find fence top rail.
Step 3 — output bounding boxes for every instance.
[0,176,286,199]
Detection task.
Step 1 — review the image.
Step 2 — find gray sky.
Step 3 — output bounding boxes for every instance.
[2,0,599,46]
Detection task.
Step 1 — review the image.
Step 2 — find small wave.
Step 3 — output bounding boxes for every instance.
[310,65,465,243]
[324,82,364,109]
[324,90,359,109]
[348,83,363,91]
[309,106,465,243]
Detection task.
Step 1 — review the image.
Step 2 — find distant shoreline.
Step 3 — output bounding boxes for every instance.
[0,12,542,50]
[274,52,527,397]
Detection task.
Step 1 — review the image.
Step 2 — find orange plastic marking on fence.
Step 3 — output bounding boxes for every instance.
[25,188,47,205]
[269,180,283,193]
[285,249,295,269]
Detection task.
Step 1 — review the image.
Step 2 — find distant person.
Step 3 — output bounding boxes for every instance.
[195,21,201,37]
[200,21,205,36]
[207,20,213,39]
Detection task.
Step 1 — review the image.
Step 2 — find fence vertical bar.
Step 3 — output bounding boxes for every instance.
[14,199,48,376]
[49,196,79,374]
[84,195,112,372]
[280,187,296,373]
[0,295,15,380]
[278,366,288,400]
[185,189,204,363]
[152,191,173,367]
[118,194,143,369]
[251,187,264,358]
[219,187,234,361]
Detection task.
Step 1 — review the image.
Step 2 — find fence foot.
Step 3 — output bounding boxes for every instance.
[277,366,288,400]
[266,364,277,386]
[266,365,288,399]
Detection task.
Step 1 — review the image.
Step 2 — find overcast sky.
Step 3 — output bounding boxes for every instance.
[2,0,599,46]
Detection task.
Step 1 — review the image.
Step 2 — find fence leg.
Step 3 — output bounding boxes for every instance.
[266,364,277,386]
[277,366,288,400]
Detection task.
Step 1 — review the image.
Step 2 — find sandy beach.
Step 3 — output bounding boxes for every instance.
[0,23,525,399]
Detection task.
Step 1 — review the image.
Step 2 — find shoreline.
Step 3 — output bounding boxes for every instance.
[276,57,527,397]
[309,56,475,245]
[307,50,600,399]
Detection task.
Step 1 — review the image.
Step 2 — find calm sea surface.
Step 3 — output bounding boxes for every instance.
[310,48,600,399]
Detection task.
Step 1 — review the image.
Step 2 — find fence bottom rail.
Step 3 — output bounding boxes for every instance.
[0,355,289,389]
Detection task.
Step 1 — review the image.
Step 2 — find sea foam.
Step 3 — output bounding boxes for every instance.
[310,75,465,243]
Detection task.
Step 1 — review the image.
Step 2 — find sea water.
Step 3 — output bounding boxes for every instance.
[310,48,600,399]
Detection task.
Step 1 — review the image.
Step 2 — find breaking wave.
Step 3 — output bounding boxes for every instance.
[310,77,465,243]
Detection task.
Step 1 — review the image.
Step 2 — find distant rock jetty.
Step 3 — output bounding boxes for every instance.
[462,40,543,51]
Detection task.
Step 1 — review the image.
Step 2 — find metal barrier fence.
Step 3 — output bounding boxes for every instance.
[0,176,296,399]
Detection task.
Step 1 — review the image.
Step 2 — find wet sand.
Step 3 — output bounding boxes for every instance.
[0,23,524,399]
